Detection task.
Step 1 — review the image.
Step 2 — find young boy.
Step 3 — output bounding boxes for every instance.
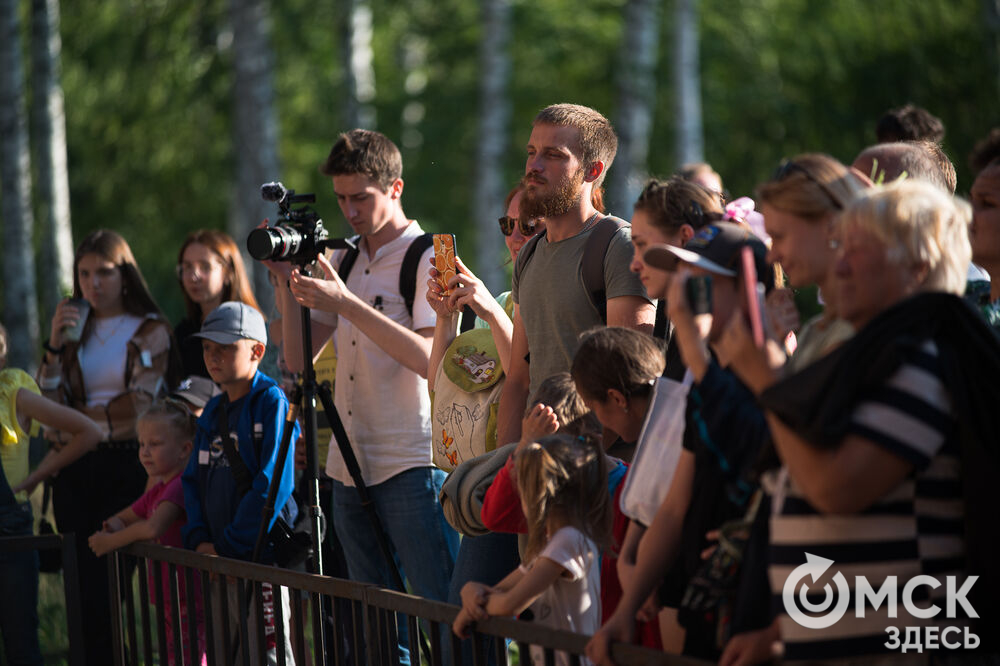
[181,301,298,665]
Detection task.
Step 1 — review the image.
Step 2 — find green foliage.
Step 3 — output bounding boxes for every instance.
[20,0,999,330]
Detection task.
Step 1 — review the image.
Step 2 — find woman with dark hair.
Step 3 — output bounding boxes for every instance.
[38,229,180,664]
[175,229,261,377]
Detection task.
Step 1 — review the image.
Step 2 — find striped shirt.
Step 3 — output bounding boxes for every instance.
[767,340,968,661]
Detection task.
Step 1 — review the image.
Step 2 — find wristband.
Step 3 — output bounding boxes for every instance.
[42,339,65,355]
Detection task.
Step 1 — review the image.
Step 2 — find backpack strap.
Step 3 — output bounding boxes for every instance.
[336,239,361,283]
[581,216,628,324]
[512,231,545,287]
[400,233,434,318]
[459,305,477,333]
[216,396,254,499]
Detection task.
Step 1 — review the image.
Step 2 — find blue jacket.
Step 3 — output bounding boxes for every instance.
[181,371,299,561]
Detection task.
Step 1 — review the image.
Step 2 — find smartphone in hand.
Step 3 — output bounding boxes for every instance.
[685,275,713,315]
[433,234,458,296]
[741,246,766,348]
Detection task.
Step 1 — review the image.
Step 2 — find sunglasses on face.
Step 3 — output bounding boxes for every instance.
[773,160,843,210]
[498,215,540,237]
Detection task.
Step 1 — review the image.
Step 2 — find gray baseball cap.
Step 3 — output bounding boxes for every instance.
[192,301,268,345]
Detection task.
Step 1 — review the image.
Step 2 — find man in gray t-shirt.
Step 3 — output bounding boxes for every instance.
[496,104,654,446]
[512,221,646,395]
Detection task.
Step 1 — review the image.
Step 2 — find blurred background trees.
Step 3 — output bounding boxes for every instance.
[1,0,996,369]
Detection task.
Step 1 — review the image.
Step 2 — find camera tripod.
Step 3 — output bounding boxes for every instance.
[250,271,433,664]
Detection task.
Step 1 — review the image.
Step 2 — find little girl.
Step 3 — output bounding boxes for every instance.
[89,399,205,665]
[454,433,611,666]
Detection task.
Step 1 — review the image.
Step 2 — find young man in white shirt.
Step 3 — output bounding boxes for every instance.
[276,129,458,665]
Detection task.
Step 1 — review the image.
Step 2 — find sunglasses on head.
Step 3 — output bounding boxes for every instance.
[498,215,540,237]
[773,160,843,210]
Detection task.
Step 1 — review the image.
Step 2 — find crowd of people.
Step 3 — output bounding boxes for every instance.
[0,101,997,666]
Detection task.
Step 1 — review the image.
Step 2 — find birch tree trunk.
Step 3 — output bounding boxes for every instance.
[31,0,74,322]
[673,0,704,167]
[608,0,660,219]
[1,0,41,372]
[229,0,280,316]
[473,0,511,294]
[340,0,376,129]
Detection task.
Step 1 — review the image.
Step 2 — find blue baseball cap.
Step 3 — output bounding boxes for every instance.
[192,301,268,346]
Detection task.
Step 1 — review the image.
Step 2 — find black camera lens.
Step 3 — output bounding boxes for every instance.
[247,225,302,261]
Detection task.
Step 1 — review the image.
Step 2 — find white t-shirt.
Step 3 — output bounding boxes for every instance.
[78,314,144,407]
[313,222,436,486]
[522,526,601,666]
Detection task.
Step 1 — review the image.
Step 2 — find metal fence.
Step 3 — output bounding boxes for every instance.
[0,532,86,666]
[109,542,702,666]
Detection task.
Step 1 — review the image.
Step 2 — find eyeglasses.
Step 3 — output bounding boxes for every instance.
[773,160,844,210]
[498,215,541,237]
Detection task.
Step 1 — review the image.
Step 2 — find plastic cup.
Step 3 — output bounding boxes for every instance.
[62,298,91,343]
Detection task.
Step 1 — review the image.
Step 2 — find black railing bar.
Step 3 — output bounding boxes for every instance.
[151,555,168,664]
[544,646,557,666]
[351,598,364,666]
[290,587,304,666]
[184,566,199,666]
[253,582,266,666]
[108,552,126,666]
[122,555,139,666]
[218,574,233,666]
[408,614,420,666]
[471,631,486,666]
[430,620,444,666]
[124,543,367,599]
[274,584,287,666]
[236,578,250,666]
[200,569,216,666]
[137,557,153,666]
[0,533,65,552]
[168,562,183,663]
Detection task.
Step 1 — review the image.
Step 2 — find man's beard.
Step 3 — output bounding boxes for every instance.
[519,167,585,219]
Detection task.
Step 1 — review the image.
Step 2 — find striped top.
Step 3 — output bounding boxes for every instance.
[767,340,968,661]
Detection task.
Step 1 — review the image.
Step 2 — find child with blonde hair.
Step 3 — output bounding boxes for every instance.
[89,399,205,665]
[455,433,611,666]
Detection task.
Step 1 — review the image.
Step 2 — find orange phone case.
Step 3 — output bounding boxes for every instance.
[433,234,457,296]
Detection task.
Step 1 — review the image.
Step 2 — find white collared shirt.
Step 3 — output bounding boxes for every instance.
[313,222,436,486]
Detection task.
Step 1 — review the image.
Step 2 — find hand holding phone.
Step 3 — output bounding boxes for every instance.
[433,234,458,296]
[741,246,766,348]
[685,275,713,315]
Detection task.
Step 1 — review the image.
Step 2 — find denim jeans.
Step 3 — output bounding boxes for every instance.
[0,502,42,666]
[446,531,521,666]
[332,467,459,665]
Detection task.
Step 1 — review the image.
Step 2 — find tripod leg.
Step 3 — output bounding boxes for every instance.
[315,381,434,665]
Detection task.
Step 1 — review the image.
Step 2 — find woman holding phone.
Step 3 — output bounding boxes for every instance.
[38,229,180,665]
[426,184,544,666]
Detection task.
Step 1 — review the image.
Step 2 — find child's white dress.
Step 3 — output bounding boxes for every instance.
[523,525,601,666]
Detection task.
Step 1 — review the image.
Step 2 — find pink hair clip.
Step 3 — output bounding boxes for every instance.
[723,197,769,244]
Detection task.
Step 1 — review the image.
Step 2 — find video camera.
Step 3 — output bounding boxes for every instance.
[246,182,354,265]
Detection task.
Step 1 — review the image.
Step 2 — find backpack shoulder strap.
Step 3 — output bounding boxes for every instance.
[400,233,434,318]
[513,230,545,286]
[581,216,628,324]
[336,241,361,283]
[216,396,254,499]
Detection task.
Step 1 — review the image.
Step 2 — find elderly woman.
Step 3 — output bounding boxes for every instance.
[724,180,1000,661]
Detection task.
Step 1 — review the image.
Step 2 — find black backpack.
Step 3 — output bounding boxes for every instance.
[514,216,669,338]
[338,232,476,332]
